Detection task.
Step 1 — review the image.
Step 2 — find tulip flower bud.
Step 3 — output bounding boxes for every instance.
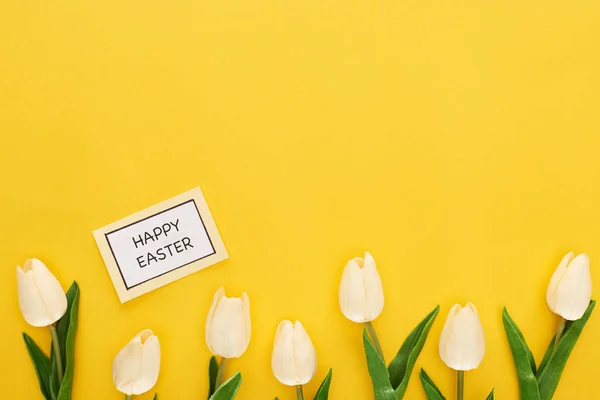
[338,252,384,323]
[205,287,251,358]
[112,329,161,396]
[546,251,592,321]
[271,320,317,386]
[17,259,67,327]
[439,303,485,371]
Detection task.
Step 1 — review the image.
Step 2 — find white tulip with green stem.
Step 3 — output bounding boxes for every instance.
[339,252,441,399]
[271,320,333,400]
[419,303,493,400]
[205,287,251,400]
[18,258,80,400]
[112,329,160,400]
[503,251,594,400]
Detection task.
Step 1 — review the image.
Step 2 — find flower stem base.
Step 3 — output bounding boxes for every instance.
[365,321,385,363]
[296,385,304,400]
[215,357,228,389]
[554,317,566,348]
[49,325,64,386]
[457,370,464,400]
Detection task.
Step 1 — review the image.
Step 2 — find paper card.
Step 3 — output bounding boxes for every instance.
[93,187,228,303]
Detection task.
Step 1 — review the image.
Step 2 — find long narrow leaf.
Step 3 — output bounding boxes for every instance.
[389,305,440,399]
[485,389,494,400]
[362,329,396,400]
[502,307,541,400]
[537,300,595,400]
[57,282,80,400]
[210,371,242,400]
[208,356,219,399]
[503,308,536,375]
[153,394,159,400]
[536,333,556,376]
[419,369,446,400]
[313,369,333,400]
[22,333,52,400]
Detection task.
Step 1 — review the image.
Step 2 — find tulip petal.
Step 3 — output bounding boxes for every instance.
[271,320,298,386]
[339,259,368,323]
[456,304,485,370]
[210,297,248,358]
[28,259,67,323]
[439,304,485,371]
[292,321,317,385]
[439,304,461,370]
[132,335,160,395]
[113,336,145,395]
[546,252,574,315]
[363,252,384,322]
[206,287,225,354]
[551,253,592,320]
[241,292,252,351]
[17,266,53,327]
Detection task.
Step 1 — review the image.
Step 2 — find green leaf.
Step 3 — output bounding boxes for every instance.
[485,389,494,400]
[313,368,333,400]
[210,371,242,400]
[537,300,595,400]
[153,394,159,400]
[502,308,536,375]
[362,329,396,400]
[389,305,440,399]
[502,307,541,400]
[536,334,556,376]
[419,369,446,400]
[57,282,80,400]
[208,356,219,399]
[22,333,52,400]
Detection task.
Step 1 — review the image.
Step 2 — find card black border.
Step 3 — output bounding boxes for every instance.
[104,199,216,290]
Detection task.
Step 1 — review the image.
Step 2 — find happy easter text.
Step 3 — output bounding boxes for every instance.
[131,219,194,268]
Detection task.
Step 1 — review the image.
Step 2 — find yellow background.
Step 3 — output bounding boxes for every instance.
[1,0,600,398]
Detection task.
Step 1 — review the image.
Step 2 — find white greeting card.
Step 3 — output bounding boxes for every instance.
[93,187,228,302]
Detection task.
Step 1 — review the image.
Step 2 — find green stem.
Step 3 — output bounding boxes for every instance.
[215,357,228,389]
[365,321,385,363]
[125,395,132,400]
[49,325,64,386]
[457,370,464,400]
[554,317,566,348]
[296,385,304,400]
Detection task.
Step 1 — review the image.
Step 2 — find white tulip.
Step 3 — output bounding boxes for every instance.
[112,329,161,395]
[205,287,251,358]
[17,258,67,327]
[546,251,592,321]
[439,303,485,371]
[271,320,317,386]
[339,252,384,323]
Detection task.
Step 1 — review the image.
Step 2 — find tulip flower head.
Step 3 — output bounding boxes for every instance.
[546,251,592,321]
[17,258,67,327]
[205,287,251,358]
[112,329,161,396]
[339,252,384,323]
[439,303,485,371]
[271,320,317,386]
